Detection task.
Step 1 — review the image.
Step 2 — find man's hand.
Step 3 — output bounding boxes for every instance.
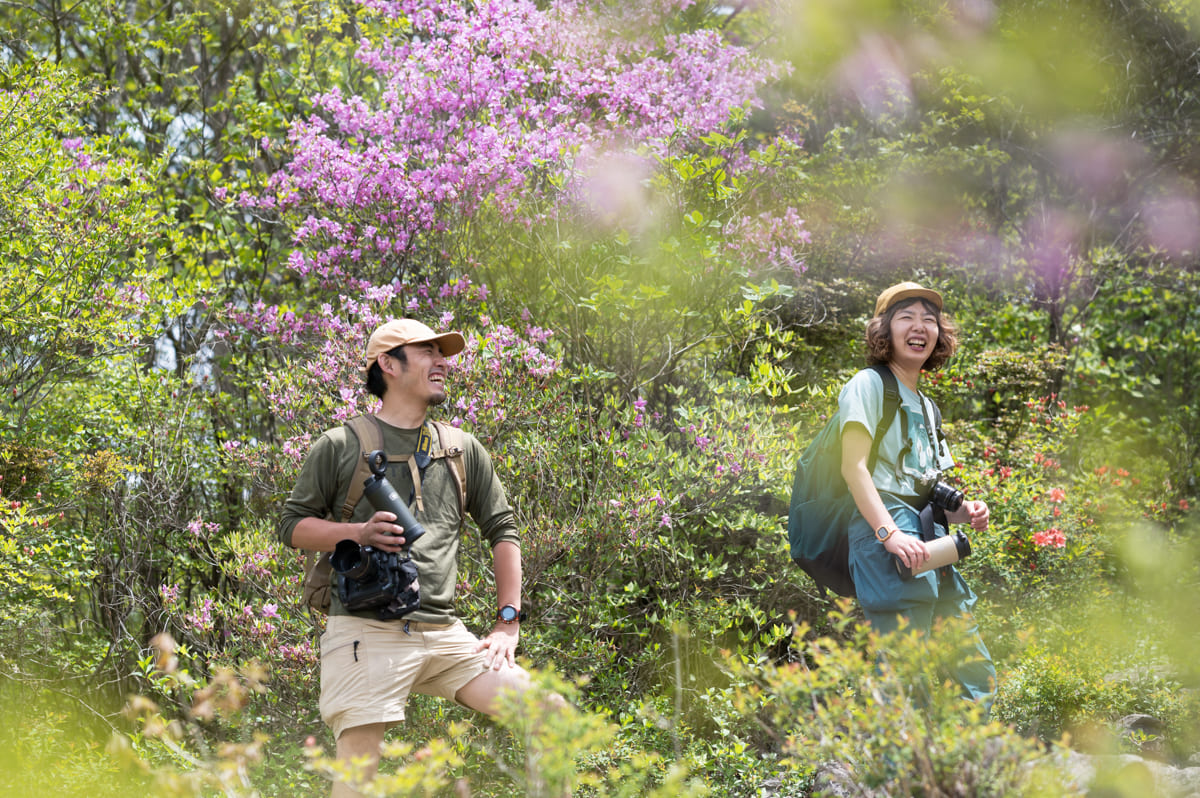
[357,510,407,551]
[473,624,519,670]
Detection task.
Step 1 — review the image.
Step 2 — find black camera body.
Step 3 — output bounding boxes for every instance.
[329,450,425,619]
[929,480,964,512]
[330,540,420,618]
[916,473,964,512]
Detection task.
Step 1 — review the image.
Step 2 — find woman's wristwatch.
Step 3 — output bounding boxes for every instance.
[875,525,899,543]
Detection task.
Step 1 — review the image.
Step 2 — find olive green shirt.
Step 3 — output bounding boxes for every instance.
[278,418,519,624]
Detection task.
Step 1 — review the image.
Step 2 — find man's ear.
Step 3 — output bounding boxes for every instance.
[377,351,399,377]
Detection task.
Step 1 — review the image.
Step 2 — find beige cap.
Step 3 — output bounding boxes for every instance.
[365,319,466,368]
[874,281,943,317]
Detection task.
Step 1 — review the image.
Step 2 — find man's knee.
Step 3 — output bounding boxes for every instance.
[455,665,533,715]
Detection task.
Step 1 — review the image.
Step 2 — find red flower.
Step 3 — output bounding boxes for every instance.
[1033,528,1067,548]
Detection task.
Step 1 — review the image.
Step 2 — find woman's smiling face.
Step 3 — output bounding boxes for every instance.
[887,299,940,369]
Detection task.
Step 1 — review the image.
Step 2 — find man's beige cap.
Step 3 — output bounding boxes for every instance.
[874,281,943,317]
[365,319,466,368]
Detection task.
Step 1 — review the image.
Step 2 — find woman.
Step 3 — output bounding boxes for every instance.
[838,281,995,707]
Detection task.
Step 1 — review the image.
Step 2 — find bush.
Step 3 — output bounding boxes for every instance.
[734,605,1077,797]
[990,521,1200,763]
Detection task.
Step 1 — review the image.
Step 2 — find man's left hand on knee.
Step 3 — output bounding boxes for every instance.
[473,624,519,670]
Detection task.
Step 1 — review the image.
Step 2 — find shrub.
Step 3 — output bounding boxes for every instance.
[736,605,1078,797]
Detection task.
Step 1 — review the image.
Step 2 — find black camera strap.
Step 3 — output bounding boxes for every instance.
[402,425,435,512]
[414,424,434,472]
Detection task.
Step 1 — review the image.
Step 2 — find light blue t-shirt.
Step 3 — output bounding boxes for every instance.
[837,368,955,498]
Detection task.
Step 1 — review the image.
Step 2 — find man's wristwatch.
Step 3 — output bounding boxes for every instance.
[496,604,527,624]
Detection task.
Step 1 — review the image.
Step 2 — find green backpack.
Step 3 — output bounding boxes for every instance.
[786,364,900,597]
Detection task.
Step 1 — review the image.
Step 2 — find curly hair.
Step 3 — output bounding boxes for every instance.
[865,298,957,371]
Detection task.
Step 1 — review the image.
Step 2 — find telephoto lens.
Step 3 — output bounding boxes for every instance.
[895,531,971,580]
[362,450,426,544]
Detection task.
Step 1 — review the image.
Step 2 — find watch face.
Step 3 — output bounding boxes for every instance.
[499,606,518,622]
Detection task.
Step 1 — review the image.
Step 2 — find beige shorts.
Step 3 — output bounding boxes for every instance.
[319,615,490,739]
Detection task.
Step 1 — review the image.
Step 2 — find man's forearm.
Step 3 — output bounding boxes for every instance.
[291,516,363,552]
[492,540,523,608]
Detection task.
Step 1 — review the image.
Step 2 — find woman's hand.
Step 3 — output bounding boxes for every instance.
[946,500,989,532]
[883,529,928,571]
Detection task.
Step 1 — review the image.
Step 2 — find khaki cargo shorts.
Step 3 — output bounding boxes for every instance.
[319,615,490,739]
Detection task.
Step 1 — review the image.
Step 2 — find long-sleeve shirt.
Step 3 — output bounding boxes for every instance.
[279,418,519,624]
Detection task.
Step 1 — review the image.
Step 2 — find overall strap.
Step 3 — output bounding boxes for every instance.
[390,421,467,519]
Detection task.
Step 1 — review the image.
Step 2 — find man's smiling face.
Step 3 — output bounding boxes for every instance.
[387,341,450,407]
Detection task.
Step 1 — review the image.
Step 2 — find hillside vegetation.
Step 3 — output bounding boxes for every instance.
[1,1,1198,795]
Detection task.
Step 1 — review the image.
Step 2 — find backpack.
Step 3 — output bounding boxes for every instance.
[300,415,467,614]
[786,364,901,597]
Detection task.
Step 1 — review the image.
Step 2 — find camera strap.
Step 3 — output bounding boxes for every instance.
[916,392,941,461]
[342,415,466,521]
[917,390,948,459]
[402,424,435,513]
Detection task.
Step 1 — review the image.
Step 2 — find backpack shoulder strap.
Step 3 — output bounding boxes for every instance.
[429,420,467,520]
[867,364,901,473]
[340,414,384,523]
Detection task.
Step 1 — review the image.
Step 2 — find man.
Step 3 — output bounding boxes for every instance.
[279,318,533,797]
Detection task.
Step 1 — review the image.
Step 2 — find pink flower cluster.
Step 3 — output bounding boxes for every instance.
[186,517,222,537]
[277,641,318,666]
[724,208,813,278]
[256,0,783,279]
[186,598,215,633]
[232,275,566,439]
[238,603,279,639]
[238,550,275,581]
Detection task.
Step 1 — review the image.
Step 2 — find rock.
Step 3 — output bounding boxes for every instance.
[811,760,886,798]
[1118,713,1171,760]
[756,776,782,796]
[1055,750,1200,797]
